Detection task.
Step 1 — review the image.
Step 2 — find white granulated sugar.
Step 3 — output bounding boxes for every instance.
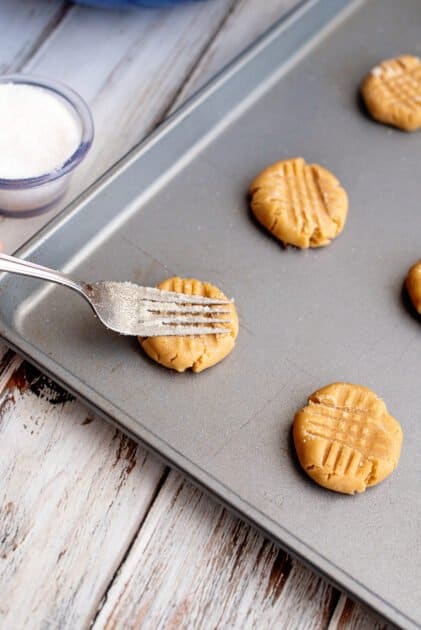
[0,83,81,179]
[371,66,382,77]
[384,66,400,78]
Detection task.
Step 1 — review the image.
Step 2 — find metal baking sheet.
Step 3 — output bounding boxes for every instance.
[0,0,420,626]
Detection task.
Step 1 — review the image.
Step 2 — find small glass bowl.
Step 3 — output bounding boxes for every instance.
[0,75,94,217]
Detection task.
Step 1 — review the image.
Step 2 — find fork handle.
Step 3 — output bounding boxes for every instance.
[0,253,84,295]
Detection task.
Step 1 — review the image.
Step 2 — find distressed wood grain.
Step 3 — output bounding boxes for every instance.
[328,594,396,630]
[0,0,67,74]
[172,0,299,109]
[94,471,338,630]
[0,363,164,630]
[0,348,23,392]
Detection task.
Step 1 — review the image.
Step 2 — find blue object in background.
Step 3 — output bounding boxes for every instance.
[73,0,201,7]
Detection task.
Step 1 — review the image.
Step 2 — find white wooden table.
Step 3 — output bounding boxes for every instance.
[0,2,393,628]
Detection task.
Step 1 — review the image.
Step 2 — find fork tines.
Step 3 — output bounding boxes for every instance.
[137,286,231,306]
[140,309,232,333]
[139,324,231,336]
[137,286,232,335]
[141,301,231,315]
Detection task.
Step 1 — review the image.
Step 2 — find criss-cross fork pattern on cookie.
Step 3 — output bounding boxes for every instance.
[139,277,239,373]
[249,158,348,248]
[362,55,421,131]
[293,383,403,494]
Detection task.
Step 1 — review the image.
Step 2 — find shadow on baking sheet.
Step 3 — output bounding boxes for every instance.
[401,284,421,325]
[355,90,372,124]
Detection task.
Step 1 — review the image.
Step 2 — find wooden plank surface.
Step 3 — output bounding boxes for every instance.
[0,1,394,628]
[94,472,338,630]
[329,595,393,630]
[0,368,164,630]
[0,0,67,74]
[172,0,300,107]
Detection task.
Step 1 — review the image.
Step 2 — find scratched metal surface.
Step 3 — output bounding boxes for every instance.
[0,1,420,627]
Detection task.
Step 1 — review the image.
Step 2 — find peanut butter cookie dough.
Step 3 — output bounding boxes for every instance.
[361,55,421,131]
[249,157,348,248]
[406,260,421,313]
[293,383,403,495]
[139,277,238,373]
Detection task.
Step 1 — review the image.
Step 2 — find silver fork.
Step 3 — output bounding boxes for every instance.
[0,253,232,336]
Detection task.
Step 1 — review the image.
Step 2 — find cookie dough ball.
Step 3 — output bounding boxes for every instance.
[293,383,403,495]
[139,277,238,373]
[249,157,348,248]
[406,260,421,313]
[361,55,421,131]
